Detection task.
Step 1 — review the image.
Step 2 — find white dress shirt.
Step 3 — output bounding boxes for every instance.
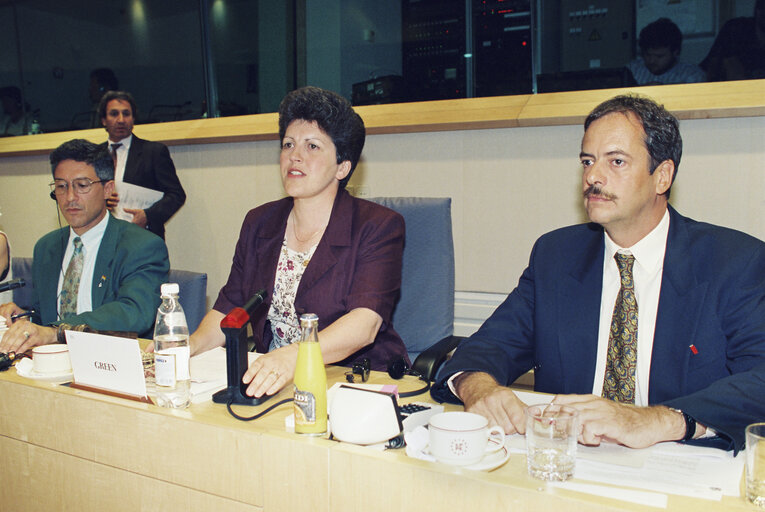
[591,209,670,405]
[109,134,132,186]
[57,213,109,318]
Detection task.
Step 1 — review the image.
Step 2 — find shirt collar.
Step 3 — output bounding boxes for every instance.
[108,133,132,150]
[68,212,110,251]
[604,208,670,273]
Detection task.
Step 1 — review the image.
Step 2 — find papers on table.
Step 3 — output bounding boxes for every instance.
[505,389,744,507]
[113,182,163,222]
[185,347,260,404]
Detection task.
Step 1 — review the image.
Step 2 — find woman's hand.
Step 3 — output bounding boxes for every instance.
[242,343,299,398]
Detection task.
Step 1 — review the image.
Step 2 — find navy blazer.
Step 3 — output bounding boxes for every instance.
[433,206,765,451]
[102,135,186,239]
[31,215,169,338]
[213,189,409,371]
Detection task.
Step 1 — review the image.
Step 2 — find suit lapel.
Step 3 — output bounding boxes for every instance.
[649,207,707,402]
[123,135,143,184]
[295,190,351,296]
[558,224,605,393]
[91,215,119,307]
[40,229,68,323]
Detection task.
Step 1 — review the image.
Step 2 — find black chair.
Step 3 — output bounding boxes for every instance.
[367,197,463,381]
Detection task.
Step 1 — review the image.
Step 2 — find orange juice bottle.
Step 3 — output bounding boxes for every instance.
[293,313,327,435]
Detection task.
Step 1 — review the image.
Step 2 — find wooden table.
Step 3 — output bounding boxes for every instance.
[0,367,750,511]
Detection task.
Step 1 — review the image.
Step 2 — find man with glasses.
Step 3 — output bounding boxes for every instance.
[0,139,169,354]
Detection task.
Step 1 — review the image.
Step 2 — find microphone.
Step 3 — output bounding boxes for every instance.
[213,289,269,406]
[0,278,25,293]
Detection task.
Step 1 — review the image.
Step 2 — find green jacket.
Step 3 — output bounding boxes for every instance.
[32,214,169,337]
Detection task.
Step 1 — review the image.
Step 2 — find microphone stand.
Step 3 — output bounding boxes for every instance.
[212,289,270,406]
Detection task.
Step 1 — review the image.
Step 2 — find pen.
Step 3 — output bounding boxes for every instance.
[11,310,36,321]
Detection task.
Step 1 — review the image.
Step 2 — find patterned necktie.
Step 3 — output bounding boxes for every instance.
[110,143,122,168]
[602,252,638,404]
[60,237,84,318]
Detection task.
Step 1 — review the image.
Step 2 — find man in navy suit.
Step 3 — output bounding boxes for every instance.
[99,91,186,240]
[432,94,765,452]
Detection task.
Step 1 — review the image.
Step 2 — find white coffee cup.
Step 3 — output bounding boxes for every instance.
[32,344,72,374]
[428,411,505,466]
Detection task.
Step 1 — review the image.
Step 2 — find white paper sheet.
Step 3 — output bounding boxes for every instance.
[113,182,163,222]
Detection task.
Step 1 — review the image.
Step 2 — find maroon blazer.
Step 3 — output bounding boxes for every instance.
[213,189,408,370]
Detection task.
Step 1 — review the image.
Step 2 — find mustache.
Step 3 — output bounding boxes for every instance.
[583,185,617,201]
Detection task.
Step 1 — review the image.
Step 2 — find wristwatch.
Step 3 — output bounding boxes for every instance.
[670,408,696,441]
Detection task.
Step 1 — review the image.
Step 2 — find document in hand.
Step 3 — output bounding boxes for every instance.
[113,182,163,222]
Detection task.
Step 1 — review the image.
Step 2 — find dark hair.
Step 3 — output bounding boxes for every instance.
[98,90,137,121]
[50,139,114,181]
[90,68,119,92]
[0,86,22,105]
[638,18,682,53]
[585,94,682,198]
[278,86,365,189]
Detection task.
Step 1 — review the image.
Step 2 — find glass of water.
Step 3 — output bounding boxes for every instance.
[525,403,578,481]
[747,423,765,507]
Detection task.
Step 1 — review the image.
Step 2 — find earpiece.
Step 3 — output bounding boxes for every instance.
[50,190,56,200]
[387,357,431,398]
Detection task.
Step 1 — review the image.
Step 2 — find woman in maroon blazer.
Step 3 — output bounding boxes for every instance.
[190,87,408,399]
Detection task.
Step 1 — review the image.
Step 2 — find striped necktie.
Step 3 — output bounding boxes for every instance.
[59,237,84,318]
[602,252,638,404]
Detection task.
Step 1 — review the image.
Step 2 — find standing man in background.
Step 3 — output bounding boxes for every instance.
[99,90,186,240]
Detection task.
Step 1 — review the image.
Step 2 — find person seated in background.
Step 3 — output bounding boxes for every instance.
[189,86,408,399]
[701,0,765,81]
[0,139,169,355]
[0,86,32,136]
[626,18,705,86]
[0,230,11,304]
[431,94,765,453]
[88,68,119,128]
[98,90,186,240]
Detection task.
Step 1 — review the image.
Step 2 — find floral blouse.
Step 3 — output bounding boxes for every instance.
[267,239,318,351]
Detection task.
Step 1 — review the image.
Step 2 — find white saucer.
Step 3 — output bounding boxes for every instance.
[421,438,510,471]
[15,359,73,383]
[463,442,510,471]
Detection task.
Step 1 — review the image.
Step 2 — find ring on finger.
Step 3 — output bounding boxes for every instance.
[23,331,31,339]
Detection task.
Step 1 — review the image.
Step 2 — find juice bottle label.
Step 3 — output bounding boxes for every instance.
[294,386,316,424]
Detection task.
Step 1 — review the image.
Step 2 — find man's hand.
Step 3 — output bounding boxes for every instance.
[0,319,57,354]
[106,191,120,211]
[124,208,148,228]
[553,394,700,448]
[454,372,528,434]
[0,302,24,323]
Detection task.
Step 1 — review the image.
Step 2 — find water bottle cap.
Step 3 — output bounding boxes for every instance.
[160,283,180,296]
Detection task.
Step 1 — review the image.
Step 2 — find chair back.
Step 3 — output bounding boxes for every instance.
[367,197,455,361]
[11,257,34,309]
[167,269,208,333]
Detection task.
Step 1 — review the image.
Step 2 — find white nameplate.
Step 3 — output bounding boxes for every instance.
[66,331,149,402]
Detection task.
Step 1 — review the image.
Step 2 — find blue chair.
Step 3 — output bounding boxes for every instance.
[168,269,208,332]
[10,256,207,333]
[11,257,34,310]
[367,197,461,380]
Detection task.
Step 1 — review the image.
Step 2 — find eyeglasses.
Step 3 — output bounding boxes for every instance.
[49,178,106,196]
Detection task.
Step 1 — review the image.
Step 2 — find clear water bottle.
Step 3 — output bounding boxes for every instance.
[153,283,190,408]
[293,313,327,435]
